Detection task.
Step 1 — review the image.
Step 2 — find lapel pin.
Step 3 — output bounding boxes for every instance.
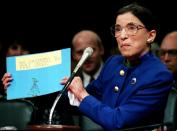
[131,77,137,85]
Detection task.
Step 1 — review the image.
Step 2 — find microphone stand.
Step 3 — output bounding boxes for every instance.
[48,47,93,125]
[48,72,76,125]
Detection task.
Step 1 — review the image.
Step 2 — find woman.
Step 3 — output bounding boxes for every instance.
[61,3,173,130]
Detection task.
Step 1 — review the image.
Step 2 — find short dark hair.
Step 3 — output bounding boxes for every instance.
[116,3,156,31]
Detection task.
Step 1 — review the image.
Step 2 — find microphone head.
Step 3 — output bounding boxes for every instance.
[84,47,93,57]
[73,47,93,73]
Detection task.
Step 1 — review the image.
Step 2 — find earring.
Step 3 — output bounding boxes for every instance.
[147,39,152,43]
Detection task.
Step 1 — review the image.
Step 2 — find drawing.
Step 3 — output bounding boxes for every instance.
[28,78,40,97]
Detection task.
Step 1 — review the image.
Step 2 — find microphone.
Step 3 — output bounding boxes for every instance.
[48,47,93,124]
[73,47,93,73]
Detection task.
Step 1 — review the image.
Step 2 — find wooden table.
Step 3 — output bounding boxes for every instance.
[26,124,80,131]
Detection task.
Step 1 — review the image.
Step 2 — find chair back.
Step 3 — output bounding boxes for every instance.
[163,88,177,130]
[0,99,35,130]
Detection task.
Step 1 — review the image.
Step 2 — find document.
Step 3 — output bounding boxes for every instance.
[6,48,71,100]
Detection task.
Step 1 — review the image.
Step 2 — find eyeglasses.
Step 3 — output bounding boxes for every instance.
[159,49,177,57]
[110,22,145,37]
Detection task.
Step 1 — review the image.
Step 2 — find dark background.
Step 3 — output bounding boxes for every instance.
[0,0,177,55]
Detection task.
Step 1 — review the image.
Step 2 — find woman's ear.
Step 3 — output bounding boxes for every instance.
[147,30,156,43]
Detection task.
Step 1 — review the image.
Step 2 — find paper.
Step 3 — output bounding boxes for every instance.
[6,48,71,100]
[68,91,80,106]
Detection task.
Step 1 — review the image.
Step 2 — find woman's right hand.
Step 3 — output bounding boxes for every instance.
[1,73,13,90]
[60,76,89,102]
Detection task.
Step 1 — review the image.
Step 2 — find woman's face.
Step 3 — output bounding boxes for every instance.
[115,12,155,60]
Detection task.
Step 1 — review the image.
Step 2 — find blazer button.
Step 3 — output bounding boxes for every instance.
[114,86,119,92]
[120,70,125,76]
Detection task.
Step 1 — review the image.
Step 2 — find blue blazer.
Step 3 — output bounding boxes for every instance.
[78,52,173,130]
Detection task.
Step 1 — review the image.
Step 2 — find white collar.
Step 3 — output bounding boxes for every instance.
[82,62,104,87]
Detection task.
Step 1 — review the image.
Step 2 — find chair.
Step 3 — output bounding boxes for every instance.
[163,88,177,130]
[117,88,177,131]
[0,99,35,130]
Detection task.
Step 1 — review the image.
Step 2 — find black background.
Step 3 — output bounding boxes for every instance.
[0,0,177,54]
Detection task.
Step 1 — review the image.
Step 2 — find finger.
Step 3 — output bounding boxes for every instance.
[1,73,11,81]
[4,82,11,90]
[67,88,71,92]
[60,77,69,84]
[2,77,13,87]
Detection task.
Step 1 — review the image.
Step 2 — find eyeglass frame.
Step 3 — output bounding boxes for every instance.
[110,22,145,37]
[159,49,177,57]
